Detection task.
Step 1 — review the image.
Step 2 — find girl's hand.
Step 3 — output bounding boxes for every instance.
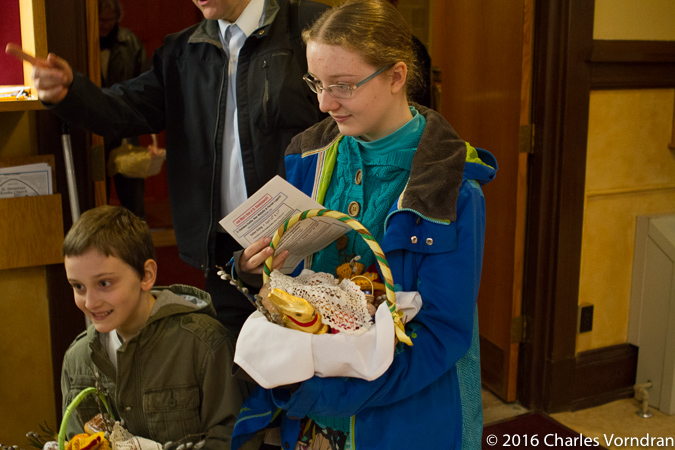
[239,236,289,274]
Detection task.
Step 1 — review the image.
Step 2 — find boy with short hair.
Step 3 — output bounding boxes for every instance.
[61,205,252,448]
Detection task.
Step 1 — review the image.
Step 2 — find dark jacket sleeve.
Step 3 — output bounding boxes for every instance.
[49,56,166,142]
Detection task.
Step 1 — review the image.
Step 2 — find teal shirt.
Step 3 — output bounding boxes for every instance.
[311,107,426,275]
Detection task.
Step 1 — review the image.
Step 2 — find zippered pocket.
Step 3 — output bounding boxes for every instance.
[262,59,269,128]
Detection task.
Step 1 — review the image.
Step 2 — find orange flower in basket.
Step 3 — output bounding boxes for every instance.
[65,431,110,450]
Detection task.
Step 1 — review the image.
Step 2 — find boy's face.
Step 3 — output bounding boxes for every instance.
[65,247,156,341]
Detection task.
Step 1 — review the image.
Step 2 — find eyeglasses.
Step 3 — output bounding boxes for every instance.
[302,65,392,99]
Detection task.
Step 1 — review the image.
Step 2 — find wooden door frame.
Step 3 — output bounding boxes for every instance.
[520,0,675,412]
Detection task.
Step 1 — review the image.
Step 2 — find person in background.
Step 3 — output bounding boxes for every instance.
[7,0,329,337]
[98,0,154,219]
[232,1,497,449]
[60,205,255,449]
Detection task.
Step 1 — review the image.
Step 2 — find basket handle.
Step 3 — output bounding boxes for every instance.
[263,208,412,346]
[58,387,115,450]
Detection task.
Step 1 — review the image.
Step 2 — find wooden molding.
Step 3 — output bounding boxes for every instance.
[591,40,675,63]
[590,40,675,89]
[590,63,675,89]
[520,0,595,411]
[670,94,675,151]
[571,344,638,411]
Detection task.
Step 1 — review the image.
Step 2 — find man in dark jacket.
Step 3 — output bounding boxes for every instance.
[12,0,329,336]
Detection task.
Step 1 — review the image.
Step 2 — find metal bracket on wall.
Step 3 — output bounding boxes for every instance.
[511,315,526,343]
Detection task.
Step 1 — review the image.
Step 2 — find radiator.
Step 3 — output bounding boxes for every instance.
[628,213,675,415]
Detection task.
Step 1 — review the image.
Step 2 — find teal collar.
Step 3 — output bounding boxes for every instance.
[353,107,423,163]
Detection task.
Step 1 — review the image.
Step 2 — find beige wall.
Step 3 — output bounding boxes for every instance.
[577,89,675,353]
[594,0,675,41]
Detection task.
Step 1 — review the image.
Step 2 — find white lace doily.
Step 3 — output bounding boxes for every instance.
[109,422,162,450]
[268,269,372,335]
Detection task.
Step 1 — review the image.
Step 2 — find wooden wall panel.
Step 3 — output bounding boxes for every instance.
[0,267,57,446]
[0,195,63,270]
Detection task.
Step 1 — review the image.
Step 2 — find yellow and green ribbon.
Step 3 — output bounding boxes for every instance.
[263,209,412,346]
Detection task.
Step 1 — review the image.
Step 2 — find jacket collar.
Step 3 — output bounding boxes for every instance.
[400,104,469,222]
[84,285,216,346]
[147,284,216,324]
[188,19,223,48]
[294,104,471,222]
[188,0,281,47]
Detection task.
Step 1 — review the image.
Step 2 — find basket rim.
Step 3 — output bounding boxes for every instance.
[261,208,412,346]
[263,208,395,305]
[58,387,114,450]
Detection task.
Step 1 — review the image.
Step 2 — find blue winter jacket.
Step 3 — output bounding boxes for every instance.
[232,106,497,450]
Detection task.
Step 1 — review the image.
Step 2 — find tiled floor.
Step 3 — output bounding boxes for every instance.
[552,399,675,450]
[482,388,529,425]
[482,389,675,449]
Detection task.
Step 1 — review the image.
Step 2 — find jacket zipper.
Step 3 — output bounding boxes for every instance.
[204,58,230,275]
[262,59,269,128]
[384,208,451,230]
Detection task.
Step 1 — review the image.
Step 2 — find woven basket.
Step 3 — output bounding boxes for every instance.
[263,208,412,346]
[107,144,165,179]
[58,387,114,450]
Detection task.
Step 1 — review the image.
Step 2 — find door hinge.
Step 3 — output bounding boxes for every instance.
[519,124,534,154]
[511,315,526,343]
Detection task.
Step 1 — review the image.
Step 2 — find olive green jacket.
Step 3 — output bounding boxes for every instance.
[61,285,253,449]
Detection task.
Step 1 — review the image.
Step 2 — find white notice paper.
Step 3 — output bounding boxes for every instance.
[0,163,53,198]
[219,176,352,273]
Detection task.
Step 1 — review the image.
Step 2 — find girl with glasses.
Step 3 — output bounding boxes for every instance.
[233,1,497,449]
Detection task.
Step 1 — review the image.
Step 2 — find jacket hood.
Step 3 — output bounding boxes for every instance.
[465,147,497,187]
[288,104,497,222]
[146,284,216,325]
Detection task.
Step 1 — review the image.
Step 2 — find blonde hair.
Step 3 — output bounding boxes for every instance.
[63,205,156,279]
[303,0,422,97]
